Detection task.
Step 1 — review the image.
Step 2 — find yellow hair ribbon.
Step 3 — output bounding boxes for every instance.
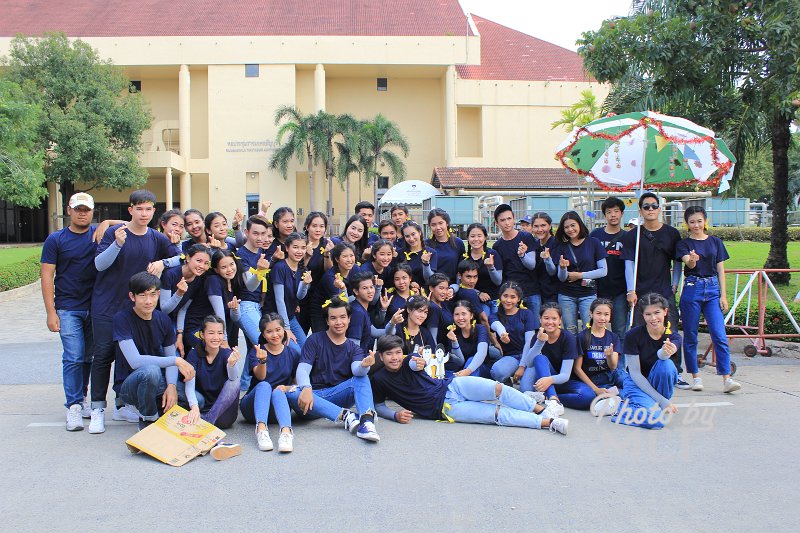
[338,292,349,303]
[665,321,672,335]
[321,299,332,308]
[471,319,477,328]
[387,287,396,294]
[194,331,202,339]
[232,253,242,260]
[179,254,186,262]
[518,301,527,309]
[248,266,269,291]
[462,251,469,259]
[439,403,456,423]
[319,246,325,254]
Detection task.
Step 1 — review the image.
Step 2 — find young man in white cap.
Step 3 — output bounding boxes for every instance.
[41,192,100,431]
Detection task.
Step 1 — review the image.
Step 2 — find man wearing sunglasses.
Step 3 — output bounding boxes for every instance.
[620,192,689,389]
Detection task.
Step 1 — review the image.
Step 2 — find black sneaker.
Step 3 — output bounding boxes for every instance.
[137,418,154,431]
[675,377,692,390]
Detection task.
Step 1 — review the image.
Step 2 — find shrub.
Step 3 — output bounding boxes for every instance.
[678,227,800,241]
[745,301,800,340]
[0,255,41,292]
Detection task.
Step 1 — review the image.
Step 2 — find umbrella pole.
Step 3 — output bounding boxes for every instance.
[629,135,648,328]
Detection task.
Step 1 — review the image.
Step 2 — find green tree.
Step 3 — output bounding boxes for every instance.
[359,114,410,208]
[0,79,46,207]
[335,118,370,214]
[579,0,800,282]
[551,89,602,132]
[269,106,330,213]
[315,112,357,217]
[4,33,152,196]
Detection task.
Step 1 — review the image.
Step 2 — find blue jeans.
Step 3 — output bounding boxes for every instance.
[58,309,93,408]
[240,381,293,429]
[590,369,626,390]
[523,295,541,330]
[238,301,262,346]
[680,276,731,375]
[481,299,498,320]
[633,293,683,373]
[532,355,596,409]
[613,358,677,429]
[490,354,522,382]
[288,316,308,349]
[443,376,543,429]
[558,294,596,334]
[285,377,375,421]
[610,292,629,369]
[119,365,166,421]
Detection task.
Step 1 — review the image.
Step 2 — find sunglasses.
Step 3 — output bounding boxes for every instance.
[641,203,660,211]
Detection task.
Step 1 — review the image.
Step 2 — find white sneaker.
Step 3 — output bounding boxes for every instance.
[338,409,359,434]
[723,378,742,393]
[544,399,564,418]
[66,404,84,431]
[540,402,563,420]
[277,430,294,453]
[113,405,140,423]
[256,429,273,451]
[549,418,569,435]
[81,398,91,419]
[591,396,622,417]
[88,408,105,434]
[524,390,546,404]
[691,377,704,391]
[356,420,380,442]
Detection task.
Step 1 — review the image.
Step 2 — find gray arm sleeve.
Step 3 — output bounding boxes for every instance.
[244,271,261,291]
[162,344,179,385]
[489,268,502,285]
[656,347,671,361]
[521,251,536,270]
[95,242,121,271]
[625,260,636,292]
[226,359,240,381]
[429,326,439,344]
[627,354,670,408]
[208,295,228,330]
[557,264,568,282]
[490,320,507,336]
[422,263,434,281]
[582,258,608,280]
[118,339,177,370]
[551,359,574,385]
[296,362,312,388]
[520,331,538,367]
[234,231,246,247]
[375,402,398,421]
[163,255,181,268]
[159,289,183,315]
[545,256,557,276]
[274,284,291,324]
[466,341,489,373]
[176,302,189,330]
[297,282,309,300]
[184,378,199,407]
[351,360,369,377]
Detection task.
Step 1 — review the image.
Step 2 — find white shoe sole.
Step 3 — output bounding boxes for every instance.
[66,424,84,432]
[88,425,105,434]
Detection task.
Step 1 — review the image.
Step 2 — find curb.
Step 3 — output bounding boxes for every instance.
[0,280,40,302]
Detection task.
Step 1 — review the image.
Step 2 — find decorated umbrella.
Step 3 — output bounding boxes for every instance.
[555,111,736,193]
[378,179,439,205]
[555,111,737,325]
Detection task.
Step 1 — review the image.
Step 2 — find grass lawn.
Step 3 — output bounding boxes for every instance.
[722,241,799,303]
[0,246,42,267]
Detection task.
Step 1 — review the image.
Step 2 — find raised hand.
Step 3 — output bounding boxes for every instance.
[228,296,240,310]
[228,347,241,367]
[390,308,405,325]
[260,200,273,214]
[410,356,426,371]
[380,289,391,310]
[333,272,346,290]
[663,337,677,356]
[500,332,511,344]
[688,249,700,263]
[540,246,551,261]
[168,230,182,244]
[233,208,244,227]
[559,255,570,269]
[272,247,285,261]
[208,235,224,249]
[361,351,376,368]
[484,253,494,268]
[257,253,270,270]
[604,342,615,358]
[306,241,315,258]
[301,270,313,285]
[374,275,383,289]
[114,224,128,248]
[421,249,432,265]
[175,277,189,296]
[537,327,547,342]
[446,324,457,343]
[517,240,528,257]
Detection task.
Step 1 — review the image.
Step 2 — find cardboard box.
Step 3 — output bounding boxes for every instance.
[125,405,226,467]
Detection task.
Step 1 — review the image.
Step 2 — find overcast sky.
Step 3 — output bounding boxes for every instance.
[458,0,633,50]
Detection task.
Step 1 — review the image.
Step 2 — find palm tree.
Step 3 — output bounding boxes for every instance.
[269,105,330,212]
[316,112,357,217]
[359,114,410,207]
[335,118,370,213]
[550,89,602,132]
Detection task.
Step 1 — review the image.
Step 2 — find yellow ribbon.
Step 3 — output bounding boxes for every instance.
[179,254,186,262]
[403,251,417,261]
[248,267,269,291]
[519,301,527,309]
[403,327,412,340]
[439,403,456,423]
[322,292,349,308]
[665,321,672,335]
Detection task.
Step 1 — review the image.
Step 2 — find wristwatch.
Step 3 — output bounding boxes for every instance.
[257,357,267,365]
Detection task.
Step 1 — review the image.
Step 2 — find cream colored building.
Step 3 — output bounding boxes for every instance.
[0,0,607,235]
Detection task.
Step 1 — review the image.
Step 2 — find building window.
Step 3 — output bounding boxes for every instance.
[247,172,259,181]
[245,64,259,78]
[378,175,389,189]
[129,80,142,93]
[377,78,388,91]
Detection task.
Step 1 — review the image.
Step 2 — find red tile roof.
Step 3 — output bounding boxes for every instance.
[0,0,474,37]
[432,167,580,190]
[457,15,591,81]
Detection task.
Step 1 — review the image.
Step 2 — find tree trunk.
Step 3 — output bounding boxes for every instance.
[307,153,315,213]
[763,112,791,284]
[327,166,333,218]
[346,175,351,219]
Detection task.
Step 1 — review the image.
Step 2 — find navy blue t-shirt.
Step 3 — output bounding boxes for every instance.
[466,248,503,299]
[301,332,366,389]
[399,247,437,288]
[492,231,537,296]
[490,308,535,356]
[321,265,361,299]
[301,241,328,310]
[267,261,303,318]
[185,274,231,332]
[92,225,173,319]
[41,225,98,310]
[362,260,393,288]
[400,325,436,356]
[348,302,374,351]
[425,300,454,346]
[428,237,466,284]
[590,228,627,298]
[451,287,484,317]
[552,237,607,298]
[370,356,451,421]
[540,329,578,372]
[623,324,682,378]
[621,224,681,297]
[185,346,234,408]
[534,235,558,302]
[112,308,176,390]
[235,245,265,303]
[159,266,202,319]
[676,236,729,278]
[455,324,489,360]
[577,329,622,376]
[245,344,299,393]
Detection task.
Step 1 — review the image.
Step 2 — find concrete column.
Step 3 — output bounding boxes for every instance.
[444,65,456,166]
[178,65,192,209]
[165,167,173,209]
[314,64,326,112]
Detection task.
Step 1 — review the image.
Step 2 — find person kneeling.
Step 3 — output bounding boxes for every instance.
[371,335,568,435]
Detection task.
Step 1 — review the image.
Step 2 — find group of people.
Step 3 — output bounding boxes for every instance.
[40,187,742,457]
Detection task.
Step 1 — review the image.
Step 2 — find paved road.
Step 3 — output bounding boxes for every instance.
[1,289,799,532]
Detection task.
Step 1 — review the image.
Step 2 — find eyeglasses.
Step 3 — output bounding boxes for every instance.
[641,203,660,211]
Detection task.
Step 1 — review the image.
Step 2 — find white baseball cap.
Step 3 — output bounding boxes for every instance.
[69,192,94,209]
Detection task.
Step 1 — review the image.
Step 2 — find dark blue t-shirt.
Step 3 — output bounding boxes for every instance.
[235,245,265,303]
[623,324,682,378]
[362,260,394,288]
[159,266,202,319]
[301,332,365,389]
[534,235,558,302]
[112,308,176,390]
[267,261,303,318]
[490,308,535,356]
[41,225,98,310]
[466,248,503,299]
[92,225,173,319]
[492,231,537,296]
[186,346,234,408]
[321,265,362,299]
[428,237,465,284]
[552,237,607,298]
[370,356,451,421]
[621,224,681,297]
[451,287,484,317]
[347,302,374,351]
[245,344,299,393]
[455,323,489,360]
[676,236,729,278]
[540,329,578,372]
[590,228,627,298]
[577,329,622,376]
[425,300,454,346]
[301,241,327,310]
[399,247,437,288]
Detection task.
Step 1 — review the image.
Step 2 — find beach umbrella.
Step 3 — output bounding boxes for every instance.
[555,111,736,193]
